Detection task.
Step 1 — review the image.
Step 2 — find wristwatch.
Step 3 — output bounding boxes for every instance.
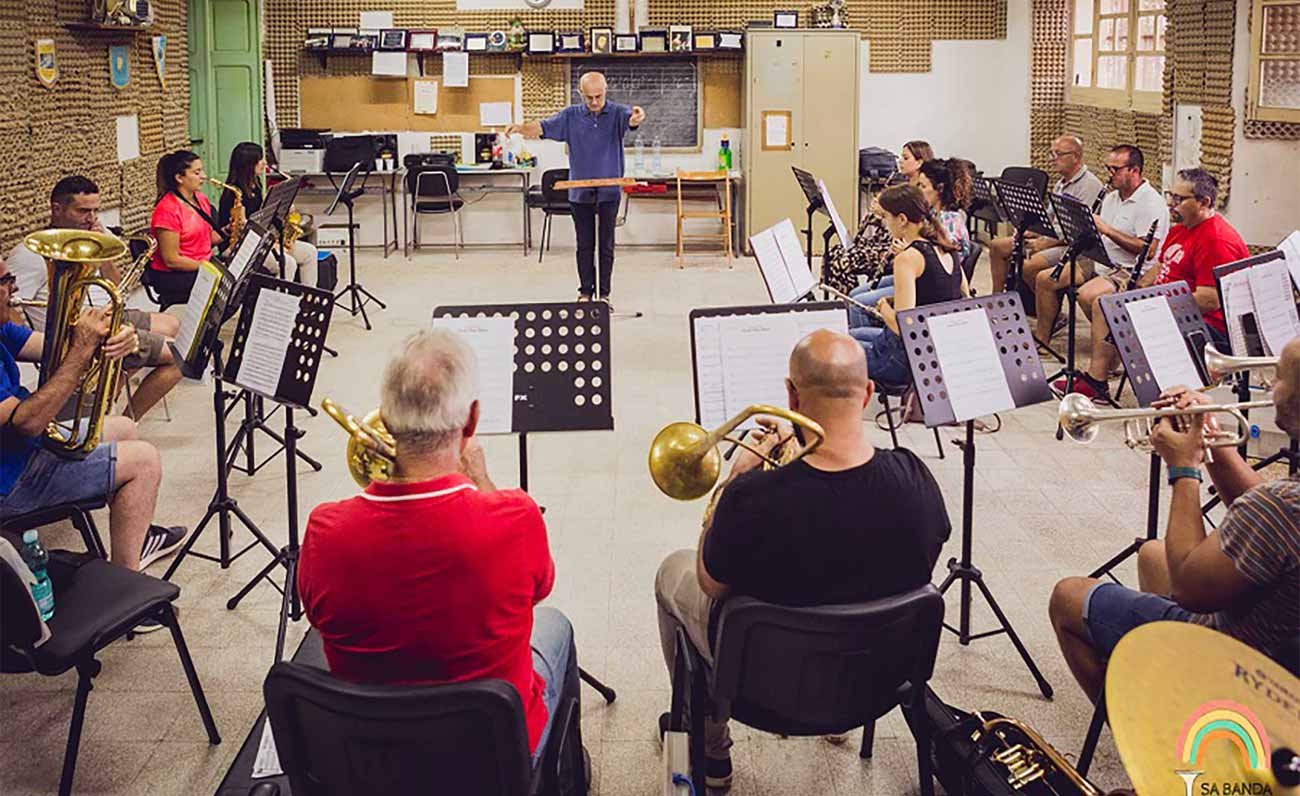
[1167,465,1203,485]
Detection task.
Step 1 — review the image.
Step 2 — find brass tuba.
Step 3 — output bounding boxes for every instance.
[321,398,397,487]
[648,405,826,500]
[24,229,128,458]
[210,178,245,243]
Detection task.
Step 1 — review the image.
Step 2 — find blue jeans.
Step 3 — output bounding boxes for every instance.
[849,278,894,328]
[0,443,117,520]
[530,606,577,763]
[852,326,911,386]
[1083,582,1198,658]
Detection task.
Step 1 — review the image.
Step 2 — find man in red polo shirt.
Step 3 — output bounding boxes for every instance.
[298,329,578,764]
[1058,167,1248,400]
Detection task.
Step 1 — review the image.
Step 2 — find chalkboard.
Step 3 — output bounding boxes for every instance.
[569,57,700,149]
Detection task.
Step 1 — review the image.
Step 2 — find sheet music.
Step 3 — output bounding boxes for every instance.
[1125,296,1203,391]
[1280,231,1300,292]
[173,263,219,361]
[1246,259,1300,355]
[431,315,514,434]
[773,219,817,299]
[693,309,847,430]
[226,229,264,282]
[749,227,798,303]
[252,720,283,778]
[925,309,1015,421]
[1219,269,1257,356]
[234,289,301,398]
[818,179,850,250]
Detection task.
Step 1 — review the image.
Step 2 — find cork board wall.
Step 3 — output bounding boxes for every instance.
[265,0,1008,128]
[0,0,190,253]
[299,74,515,132]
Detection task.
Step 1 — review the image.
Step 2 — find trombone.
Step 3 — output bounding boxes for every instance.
[321,398,397,487]
[648,404,825,500]
[1204,343,1278,385]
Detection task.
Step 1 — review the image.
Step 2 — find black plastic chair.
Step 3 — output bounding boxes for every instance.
[406,165,465,257]
[1000,166,1050,197]
[670,585,945,795]
[876,381,946,459]
[526,169,573,263]
[1,497,108,559]
[960,241,983,285]
[0,555,220,796]
[263,660,584,796]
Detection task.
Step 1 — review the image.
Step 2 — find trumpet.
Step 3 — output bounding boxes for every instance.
[820,283,886,323]
[648,405,825,501]
[1204,343,1279,384]
[1058,393,1274,451]
[321,398,397,488]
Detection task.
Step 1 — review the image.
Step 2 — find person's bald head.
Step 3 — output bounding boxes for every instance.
[1273,338,1300,440]
[578,72,608,114]
[788,329,871,404]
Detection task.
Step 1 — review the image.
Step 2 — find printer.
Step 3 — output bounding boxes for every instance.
[279,128,332,174]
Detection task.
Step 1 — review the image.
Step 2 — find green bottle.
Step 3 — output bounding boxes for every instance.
[718,134,732,170]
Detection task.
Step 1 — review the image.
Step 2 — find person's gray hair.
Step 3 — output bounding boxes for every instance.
[1177,167,1218,206]
[380,329,479,454]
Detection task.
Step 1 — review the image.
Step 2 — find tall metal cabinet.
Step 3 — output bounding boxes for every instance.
[743,29,860,254]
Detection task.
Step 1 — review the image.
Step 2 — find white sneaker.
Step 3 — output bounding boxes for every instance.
[139,525,186,570]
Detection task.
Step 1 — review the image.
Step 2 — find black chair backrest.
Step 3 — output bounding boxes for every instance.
[710,585,945,735]
[406,164,459,199]
[1000,166,1049,197]
[960,241,982,281]
[404,152,457,171]
[0,557,43,652]
[264,661,533,796]
[541,169,570,204]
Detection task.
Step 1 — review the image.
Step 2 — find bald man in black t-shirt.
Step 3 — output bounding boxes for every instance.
[653,329,951,790]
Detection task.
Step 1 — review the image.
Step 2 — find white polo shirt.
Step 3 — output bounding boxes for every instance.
[1096,180,1169,276]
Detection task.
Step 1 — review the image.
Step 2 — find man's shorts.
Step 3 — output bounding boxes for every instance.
[122,309,166,370]
[1037,245,1098,281]
[1083,581,1199,658]
[0,442,118,520]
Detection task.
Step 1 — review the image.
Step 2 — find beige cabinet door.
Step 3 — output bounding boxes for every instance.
[800,33,859,235]
[746,32,805,246]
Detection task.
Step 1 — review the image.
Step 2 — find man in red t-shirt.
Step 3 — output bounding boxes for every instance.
[1061,168,1248,400]
[298,329,579,763]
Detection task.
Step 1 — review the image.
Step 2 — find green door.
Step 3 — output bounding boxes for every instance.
[188,0,262,198]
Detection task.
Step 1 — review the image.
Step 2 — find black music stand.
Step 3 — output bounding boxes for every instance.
[326,162,387,330]
[991,178,1056,296]
[968,174,1003,242]
[224,273,335,661]
[1045,191,1115,411]
[899,293,1054,698]
[163,255,283,581]
[1089,283,1207,581]
[791,166,826,277]
[432,301,617,704]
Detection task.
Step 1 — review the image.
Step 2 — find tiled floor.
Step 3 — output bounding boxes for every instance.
[0,245,1162,794]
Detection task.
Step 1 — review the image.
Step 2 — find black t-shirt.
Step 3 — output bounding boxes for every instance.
[216,182,264,232]
[702,448,951,606]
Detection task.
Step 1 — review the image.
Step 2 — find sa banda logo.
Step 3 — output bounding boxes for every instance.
[1175,700,1273,796]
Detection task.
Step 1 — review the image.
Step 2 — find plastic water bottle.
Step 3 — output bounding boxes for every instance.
[633,135,646,173]
[651,137,663,174]
[718,134,732,171]
[21,530,54,621]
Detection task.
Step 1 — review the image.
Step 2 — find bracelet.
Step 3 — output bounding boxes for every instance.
[1167,465,1203,485]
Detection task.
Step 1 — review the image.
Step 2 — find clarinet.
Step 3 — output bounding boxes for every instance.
[1091,187,1108,214]
[1125,220,1161,290]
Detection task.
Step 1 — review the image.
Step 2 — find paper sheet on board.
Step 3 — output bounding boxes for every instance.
[925,309,1015,421]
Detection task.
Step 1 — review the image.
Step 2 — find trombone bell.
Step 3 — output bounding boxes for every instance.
[321,398,397,488]
[1204,343,1279,384]
[648,422,723,501]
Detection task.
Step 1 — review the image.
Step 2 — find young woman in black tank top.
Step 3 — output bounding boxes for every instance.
[849,184,969,386]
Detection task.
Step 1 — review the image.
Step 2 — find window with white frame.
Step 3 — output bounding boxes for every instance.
[1248,0,1300,123]
[1068,0,1167,112]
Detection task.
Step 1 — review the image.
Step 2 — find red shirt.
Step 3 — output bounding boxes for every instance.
[1153,214,1248,332]
[298,474,556,751]
[150,191,215,271]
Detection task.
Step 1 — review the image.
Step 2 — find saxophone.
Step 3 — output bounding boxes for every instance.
[282,208,305,249]
[210,178,245,243]
[115,228,157,297]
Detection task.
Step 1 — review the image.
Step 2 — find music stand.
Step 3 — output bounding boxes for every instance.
[899,293,1055,698]
[791,166,826,276]
[968,174,1003,241]
[1044,191,1115,410]
[1090,283,1206,581]
[223,273,335,661]
[991,178,1056,295]
[431,301,617,704]
[324,162,387,330]
[163,251,283,581]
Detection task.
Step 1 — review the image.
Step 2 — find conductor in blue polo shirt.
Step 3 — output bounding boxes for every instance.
[509,71,645,304]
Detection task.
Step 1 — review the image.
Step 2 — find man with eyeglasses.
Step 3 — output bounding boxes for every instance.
[1036,144,1168,351]
[987,135,1104,299]
[1065,167,1247,400]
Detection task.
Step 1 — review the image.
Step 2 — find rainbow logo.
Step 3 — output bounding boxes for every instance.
[1176,700,1272,770]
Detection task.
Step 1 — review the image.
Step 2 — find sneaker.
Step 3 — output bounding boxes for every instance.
[132,618,166,634]
[706,754,733,790]
[599,296,613,311]
[139,525,186,570]
[577,293,592,302]
[1053,373,1110,401]
[822,733,850,745]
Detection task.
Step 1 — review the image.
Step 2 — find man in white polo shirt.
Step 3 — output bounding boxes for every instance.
[1033,144,1168,344]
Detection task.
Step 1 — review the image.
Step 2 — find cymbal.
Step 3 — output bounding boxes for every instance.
[1106,622,1299,795]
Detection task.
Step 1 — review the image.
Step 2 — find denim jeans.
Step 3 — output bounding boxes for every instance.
[530,606,578,763]
[849,277,895,328]
[851,326,911,386]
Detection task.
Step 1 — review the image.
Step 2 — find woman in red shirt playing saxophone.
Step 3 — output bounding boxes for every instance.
[148,150,223,309]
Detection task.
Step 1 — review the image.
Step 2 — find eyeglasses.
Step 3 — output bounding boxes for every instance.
[0,274,16,289]
[1164,191,1195,202]
[1049,150,1079,159]
[1105,164,1133,174]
